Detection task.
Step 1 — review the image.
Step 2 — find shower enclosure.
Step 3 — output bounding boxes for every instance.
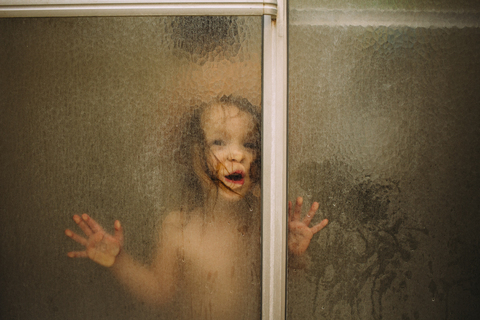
[1,1,479,319]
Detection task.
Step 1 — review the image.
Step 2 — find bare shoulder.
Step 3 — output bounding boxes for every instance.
[160,208,202,233]
[156,209,202,249]
[162,210,184,227]
[158,210,186,237]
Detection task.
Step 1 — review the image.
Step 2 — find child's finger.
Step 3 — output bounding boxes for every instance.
[293,197,303,221]
[65,229,88,246]
[82,213,103,234]
[310,218,328,234]
[303,202,319,226]
[73,214,93,236]
[67,251,88,258]
[114,220,123,243]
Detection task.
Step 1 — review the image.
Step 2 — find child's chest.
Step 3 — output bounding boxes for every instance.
[181,222,259,280]
[178,221,261,318]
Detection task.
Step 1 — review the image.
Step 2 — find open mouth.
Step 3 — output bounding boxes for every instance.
[224,171,245,185]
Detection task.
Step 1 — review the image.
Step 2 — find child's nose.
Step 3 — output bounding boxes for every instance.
[228,145,245,162]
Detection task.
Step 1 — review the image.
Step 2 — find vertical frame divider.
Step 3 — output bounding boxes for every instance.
[262,0,287,318]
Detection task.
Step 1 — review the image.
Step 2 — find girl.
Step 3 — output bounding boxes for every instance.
[65,95,327,319]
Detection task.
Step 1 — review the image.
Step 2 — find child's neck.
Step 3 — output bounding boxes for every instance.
[205,194,250,222]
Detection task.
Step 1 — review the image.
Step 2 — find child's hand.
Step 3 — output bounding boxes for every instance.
[65,214,123,267]
[288,197,328,256]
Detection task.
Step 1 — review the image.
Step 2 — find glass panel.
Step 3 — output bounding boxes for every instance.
[0,16,262,319]
[287,3,480,320]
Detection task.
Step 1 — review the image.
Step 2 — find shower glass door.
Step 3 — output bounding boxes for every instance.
[287,1,480,319]
[0,11,264,319]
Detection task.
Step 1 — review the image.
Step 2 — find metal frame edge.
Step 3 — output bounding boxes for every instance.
[0,1,277,17]
[262,0,287,318]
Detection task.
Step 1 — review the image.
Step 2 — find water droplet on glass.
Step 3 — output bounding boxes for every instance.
[432,297,435,302]
[333,203,336,207]
[241,233,245,236]
[322,306,325,310]
[249,207,253,212]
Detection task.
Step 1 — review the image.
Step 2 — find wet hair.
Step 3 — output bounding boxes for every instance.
[174,95,261,211]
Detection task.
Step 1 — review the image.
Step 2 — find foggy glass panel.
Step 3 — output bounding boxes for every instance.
[287,13,480,320]
[290,0,480,11]
[0,16,261,319]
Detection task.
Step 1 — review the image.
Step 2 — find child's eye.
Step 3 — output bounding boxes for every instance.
[244,142,256,149]
[212,140,224,146]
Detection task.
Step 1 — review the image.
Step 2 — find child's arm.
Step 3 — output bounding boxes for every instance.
[288,197,328,256]
[65,213,181,305]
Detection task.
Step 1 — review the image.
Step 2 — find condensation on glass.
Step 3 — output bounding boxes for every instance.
[0,16,262,319]
[287,1,480,319]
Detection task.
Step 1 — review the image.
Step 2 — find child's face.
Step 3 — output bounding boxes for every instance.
[201,103,257,201]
